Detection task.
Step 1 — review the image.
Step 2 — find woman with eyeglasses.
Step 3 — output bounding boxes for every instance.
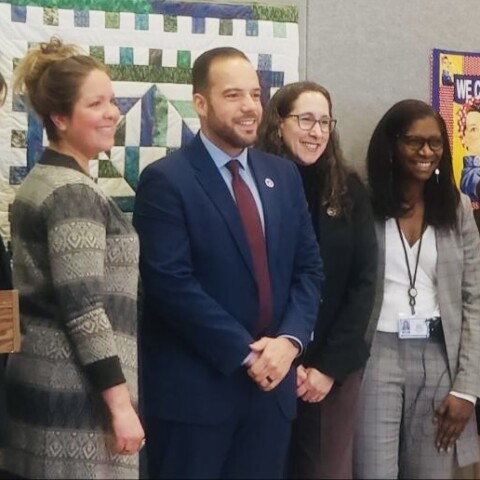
[354,99,480,479]
[257,81,377,479]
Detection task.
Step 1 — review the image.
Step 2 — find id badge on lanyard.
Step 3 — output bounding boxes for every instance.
[398,316,429,339]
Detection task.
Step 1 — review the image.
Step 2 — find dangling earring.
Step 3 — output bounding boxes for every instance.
[435,168,440,184]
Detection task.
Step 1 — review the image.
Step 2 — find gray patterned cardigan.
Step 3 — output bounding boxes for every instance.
[3,149,139,479]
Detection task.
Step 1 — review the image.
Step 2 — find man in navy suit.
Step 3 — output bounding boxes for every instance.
[133,47,323,479]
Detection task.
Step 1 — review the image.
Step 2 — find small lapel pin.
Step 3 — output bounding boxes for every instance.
[326,206,338,217]
[265,178,274,188]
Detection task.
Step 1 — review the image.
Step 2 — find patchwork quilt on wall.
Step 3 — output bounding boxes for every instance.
[0,0,299,241]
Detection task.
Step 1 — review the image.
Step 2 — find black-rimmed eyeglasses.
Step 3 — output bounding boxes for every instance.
[398,135,444,152]
[286,114,337,133]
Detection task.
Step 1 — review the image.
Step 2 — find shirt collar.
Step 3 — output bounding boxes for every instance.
[38,148,90,176]
[199,130,249,170]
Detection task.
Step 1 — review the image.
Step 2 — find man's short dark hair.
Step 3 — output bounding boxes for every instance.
[192,47,249,94]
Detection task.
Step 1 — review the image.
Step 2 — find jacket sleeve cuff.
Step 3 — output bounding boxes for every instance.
[279,335,303,356]
[450,390,476,405]
[84,356,126,391]
[306,344,369,384]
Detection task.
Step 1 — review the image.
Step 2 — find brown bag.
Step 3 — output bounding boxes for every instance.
[0,290,21,353]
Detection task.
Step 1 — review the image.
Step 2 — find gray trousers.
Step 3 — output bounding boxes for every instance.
[354,332,455,479]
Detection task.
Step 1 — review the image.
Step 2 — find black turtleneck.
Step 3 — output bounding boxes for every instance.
[296,162,324,242]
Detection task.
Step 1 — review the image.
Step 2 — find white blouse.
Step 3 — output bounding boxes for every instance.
[377,218,440,332]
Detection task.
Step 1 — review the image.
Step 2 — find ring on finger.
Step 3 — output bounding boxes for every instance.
[266,375,274,383]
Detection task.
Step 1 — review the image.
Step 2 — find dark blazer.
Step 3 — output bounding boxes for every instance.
[133,134,323,425]
[302,174,377,382]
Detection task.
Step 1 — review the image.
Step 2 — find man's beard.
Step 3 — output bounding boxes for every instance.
[206,110,258,150]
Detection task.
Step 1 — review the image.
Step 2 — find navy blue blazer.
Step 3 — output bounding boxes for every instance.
[133,134,322,425]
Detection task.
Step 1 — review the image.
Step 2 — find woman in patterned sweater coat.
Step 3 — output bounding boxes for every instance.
[2,37,144,479]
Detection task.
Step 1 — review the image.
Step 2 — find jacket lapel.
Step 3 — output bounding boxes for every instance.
[188,135,256,279]
[365,220,386,347]
[367,220,456,379]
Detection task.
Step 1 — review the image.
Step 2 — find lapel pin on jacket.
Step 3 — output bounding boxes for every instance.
[265,178,274,188]
[326,206,338,217]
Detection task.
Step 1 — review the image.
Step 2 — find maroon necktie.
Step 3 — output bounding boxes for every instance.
[227,160,273,335]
